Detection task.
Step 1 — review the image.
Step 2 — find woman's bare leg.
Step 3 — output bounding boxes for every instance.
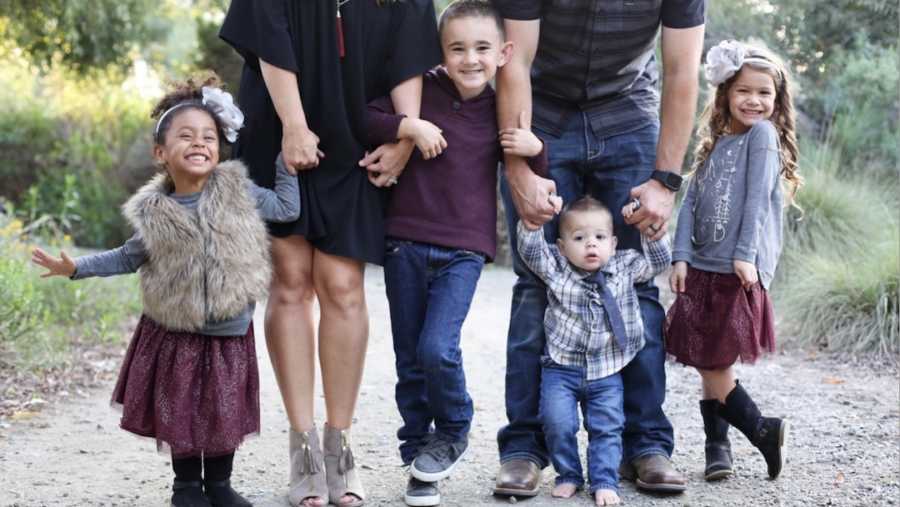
[266,235,317,431]
[311,249,368,430]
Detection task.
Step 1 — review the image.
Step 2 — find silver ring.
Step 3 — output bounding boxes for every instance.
[388,177,398,186]
[649,224,660,233]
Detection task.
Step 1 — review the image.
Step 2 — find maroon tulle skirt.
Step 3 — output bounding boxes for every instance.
[665,267,776,369]
[111,315,260,458]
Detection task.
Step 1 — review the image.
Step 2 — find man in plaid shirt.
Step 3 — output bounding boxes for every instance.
[516,196,671,505]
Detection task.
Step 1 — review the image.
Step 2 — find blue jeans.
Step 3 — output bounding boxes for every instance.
[540,360,624,494]
[383,238,484,464]
[497,112,674,467]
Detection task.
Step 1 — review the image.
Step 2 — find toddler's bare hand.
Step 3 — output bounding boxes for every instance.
[31,247,76,278]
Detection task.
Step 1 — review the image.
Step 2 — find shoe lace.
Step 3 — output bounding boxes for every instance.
[420,437,452,462]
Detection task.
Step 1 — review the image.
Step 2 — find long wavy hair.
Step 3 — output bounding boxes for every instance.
[693,44,802,206]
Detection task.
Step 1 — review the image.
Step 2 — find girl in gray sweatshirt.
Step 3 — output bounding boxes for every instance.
[664,41,802,485]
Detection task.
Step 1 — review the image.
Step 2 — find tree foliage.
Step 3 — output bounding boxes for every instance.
[0,0,163,70]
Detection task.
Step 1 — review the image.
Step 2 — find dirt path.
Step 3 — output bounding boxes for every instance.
[1,266,898,506]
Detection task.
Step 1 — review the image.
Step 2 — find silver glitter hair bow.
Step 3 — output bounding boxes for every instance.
[201,86,244,143]
[704,40,777,86]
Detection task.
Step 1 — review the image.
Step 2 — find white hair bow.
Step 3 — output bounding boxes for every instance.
[704,40,747,86]
[202,86,244,143]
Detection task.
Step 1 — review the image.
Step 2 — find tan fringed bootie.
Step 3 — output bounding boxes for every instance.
[289,427,328,507]
[323,423,365,507]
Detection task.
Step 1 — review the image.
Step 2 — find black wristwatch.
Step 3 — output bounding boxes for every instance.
[650,170,683,192]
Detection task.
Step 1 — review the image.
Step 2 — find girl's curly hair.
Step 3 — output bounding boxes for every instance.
[693,45,802,206]
[151,73,227,145]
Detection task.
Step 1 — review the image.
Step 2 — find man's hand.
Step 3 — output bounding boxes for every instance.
[670,261,687,293]
[506,159,558,229]
[625,179,675,241]
[283,125,325,170]
[359,139,415,187]
[733,259,758,289]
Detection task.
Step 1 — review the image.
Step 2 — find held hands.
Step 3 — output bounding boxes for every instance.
[733,259,759,289]
[507,158,559,229]
[499,112,543,158]
[402,118,447,160]
[624,179,675,241]
[669,261,687,293]
[31,247,76,278]
[359,139,415,188]
[283,125,325,170]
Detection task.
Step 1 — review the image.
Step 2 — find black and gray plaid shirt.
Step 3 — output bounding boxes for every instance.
[517,222,671,379]
[493,0,706,138]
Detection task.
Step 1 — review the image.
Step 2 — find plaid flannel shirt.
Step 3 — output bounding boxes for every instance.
[517,221,672,380]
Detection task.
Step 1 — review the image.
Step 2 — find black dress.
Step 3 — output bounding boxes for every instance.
[220,0,440,264]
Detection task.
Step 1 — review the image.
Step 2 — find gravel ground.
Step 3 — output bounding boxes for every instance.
[1,265,898,506]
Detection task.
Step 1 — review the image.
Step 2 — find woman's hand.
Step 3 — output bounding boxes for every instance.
[402,118,447,160]
[359,140,415,187]
[733,259,758,289]
[670,261,688,293]
[31,247,76,278]
[282,125,325,171]
[499,111,543,158]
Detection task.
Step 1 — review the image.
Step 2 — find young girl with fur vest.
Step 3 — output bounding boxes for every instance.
[32,76,300,507]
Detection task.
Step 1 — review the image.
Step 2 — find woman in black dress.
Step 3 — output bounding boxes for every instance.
[220,2,440,506]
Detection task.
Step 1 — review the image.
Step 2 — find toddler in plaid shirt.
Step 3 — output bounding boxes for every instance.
[517,196,670,506]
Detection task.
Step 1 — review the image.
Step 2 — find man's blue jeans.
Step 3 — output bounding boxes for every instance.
[497,112,674,467]
[384,238,484,464]
[540,359,624,494]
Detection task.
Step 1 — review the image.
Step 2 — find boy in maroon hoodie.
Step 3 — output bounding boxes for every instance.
[365,1,549,505]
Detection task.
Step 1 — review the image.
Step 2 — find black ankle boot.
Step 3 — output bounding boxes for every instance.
[700,399,733,481]
[172,480,212,507]
[718,381,788,479]
[203,479,252,507]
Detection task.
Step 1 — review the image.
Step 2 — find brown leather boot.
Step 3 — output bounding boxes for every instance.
[627,455,686,493]
[492,459,542,497]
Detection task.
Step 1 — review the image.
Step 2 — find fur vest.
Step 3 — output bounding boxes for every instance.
[122,161,272,331]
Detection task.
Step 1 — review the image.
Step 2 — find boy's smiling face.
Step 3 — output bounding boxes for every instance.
[440,16,511,100]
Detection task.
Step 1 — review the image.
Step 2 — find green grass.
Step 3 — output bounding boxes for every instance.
[0,215,140,370]
[774,143,899,360]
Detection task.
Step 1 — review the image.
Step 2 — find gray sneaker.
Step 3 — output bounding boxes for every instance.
[410,437,468,482]
[405,476,440,506]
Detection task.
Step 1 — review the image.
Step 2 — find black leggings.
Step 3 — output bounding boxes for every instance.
[172,452,235,482]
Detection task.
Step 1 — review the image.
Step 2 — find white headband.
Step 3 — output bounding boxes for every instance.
[704,40,778,86]
[154,86,245,143]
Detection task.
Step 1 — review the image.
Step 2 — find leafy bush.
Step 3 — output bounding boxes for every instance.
[0,213,141,369]
[0,39,152,248]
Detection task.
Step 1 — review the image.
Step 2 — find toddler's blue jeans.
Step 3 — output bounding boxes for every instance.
[540,359,624,494]
[383,238,484,464]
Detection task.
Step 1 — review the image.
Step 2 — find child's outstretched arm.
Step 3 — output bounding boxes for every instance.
[31,248,75,278]
[516,220,565,286]
[630,233,672,284]
[32,237,146,280]
[248,153,301,223]
[499,111,544,158]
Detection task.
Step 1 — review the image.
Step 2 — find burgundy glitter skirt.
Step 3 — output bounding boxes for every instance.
[111,315,260,458]
[665,267,776,370]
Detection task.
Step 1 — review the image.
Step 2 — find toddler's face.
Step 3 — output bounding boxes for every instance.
[154,108,220,185]
[727,66,777,134]
[556,210,617,272]
[440,16,511,100]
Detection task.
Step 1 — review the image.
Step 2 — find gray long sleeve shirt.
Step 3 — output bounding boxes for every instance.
[72,158,300,335]
[672,120,784,289]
